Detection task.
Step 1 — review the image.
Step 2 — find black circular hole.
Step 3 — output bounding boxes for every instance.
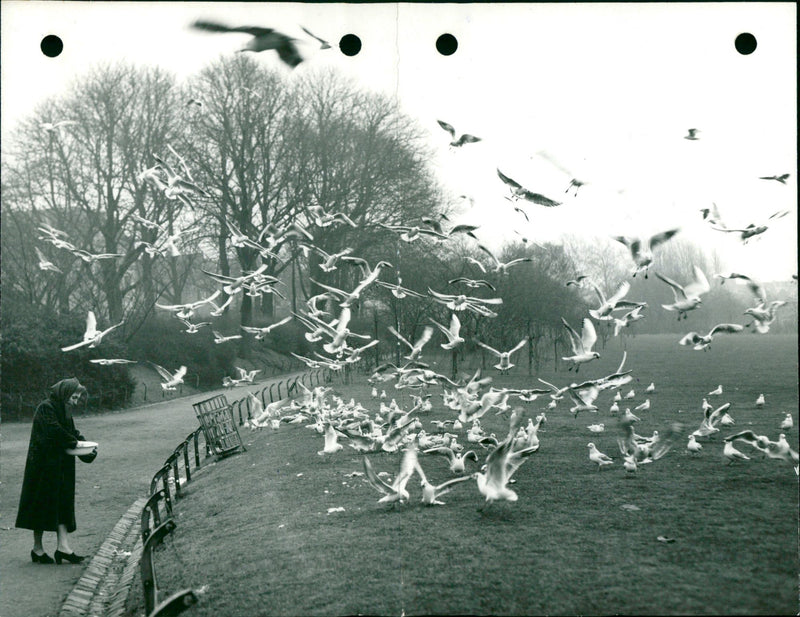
[41,34,64,58]
[436,33,458,56]
[734,32,757,55]
[339,34,362,57]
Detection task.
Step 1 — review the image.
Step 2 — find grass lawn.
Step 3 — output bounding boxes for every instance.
[130,334,798,616]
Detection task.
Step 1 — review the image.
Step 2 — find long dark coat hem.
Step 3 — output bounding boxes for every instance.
[15,379,88,533]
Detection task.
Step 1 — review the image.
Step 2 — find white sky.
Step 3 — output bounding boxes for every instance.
[2,2,796,281]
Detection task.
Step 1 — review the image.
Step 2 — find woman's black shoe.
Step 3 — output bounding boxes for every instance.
[54,550,85,565]
[31,550,55,564]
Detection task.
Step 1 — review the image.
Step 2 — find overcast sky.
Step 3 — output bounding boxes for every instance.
[2,2,796,281]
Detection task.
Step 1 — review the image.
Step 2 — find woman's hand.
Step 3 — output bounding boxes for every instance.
[78,446,98,464]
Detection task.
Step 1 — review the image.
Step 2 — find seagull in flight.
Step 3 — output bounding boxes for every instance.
[472,244,533,275]
[587,280,645,321]
[678,324,743,351]
[35,247,62,273]
[240,315,293,340]
[758,173,790,184]
[709,209,790,243]
[61,311,124,352]
[429,314,465,350]
[387,325,434,361]
[613,228,680,278]
[151,363,187,391]
[475,339,527,373]
[190,19,304,68]
[448,277,496,292]
[655,265,711,319]
[300,25,331,49]
[497,169,562,207]
[427,288,502,317]
[561,317,600,371]
[90,358,137,365]
[436,120,481,148]
[41,120,78,133]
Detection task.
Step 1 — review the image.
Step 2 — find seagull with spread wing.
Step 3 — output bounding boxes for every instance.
[474,244,533,275]
[613,228,680,278]
[363,445,419,504]
[475,338,527,372]
[655,265,711,319]
[387,325,434,361]
[612,305,646,337]
[429,314,464,350]
[709,208,790,243]
[587,280,646,321]
[241,315,293,340]
[427,288,502,317]
[190,19,304,67]
[413,460,473,506]
[151,363,187,391]
[35,247,62,273]
[561,317,600,371]
[61,311,124,352]
[300,25,331,49]
[758,173,790,184]
[436,120,481,148]
[497,168,562,207]
[678,323,743,351]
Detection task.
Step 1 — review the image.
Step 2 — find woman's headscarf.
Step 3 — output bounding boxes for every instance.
[49,378,87,420]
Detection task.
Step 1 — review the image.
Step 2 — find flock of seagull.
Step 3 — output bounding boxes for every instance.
[30,17,797,510]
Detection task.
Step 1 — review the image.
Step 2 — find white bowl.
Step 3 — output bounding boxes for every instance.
[66,441,98,456]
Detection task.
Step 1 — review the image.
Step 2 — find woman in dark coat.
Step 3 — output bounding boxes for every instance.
[16,378,97,564]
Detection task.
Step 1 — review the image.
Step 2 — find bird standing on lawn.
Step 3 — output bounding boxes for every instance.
[587,443,614,469]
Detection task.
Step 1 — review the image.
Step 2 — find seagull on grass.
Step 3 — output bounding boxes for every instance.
[474,409,539,504]
[190,19,304,67]
[754,393,765,408]
[587,443,614,469]
[414,460,473,506]
[318,423,344,455]
[363,445,418,504]
[780,414,793,431]
[423,446,478,474]
[723,440,750,465]
[687,434,703,455]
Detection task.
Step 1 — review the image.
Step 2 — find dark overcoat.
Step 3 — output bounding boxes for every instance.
[15,379,95,532]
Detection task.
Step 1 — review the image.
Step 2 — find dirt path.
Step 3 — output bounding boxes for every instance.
[0,372,308,617]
